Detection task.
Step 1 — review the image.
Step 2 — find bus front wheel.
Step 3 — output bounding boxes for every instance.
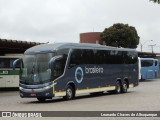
[37,97,46,102]
[63,85,75,100]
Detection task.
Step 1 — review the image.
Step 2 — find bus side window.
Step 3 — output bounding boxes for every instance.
[53,55,67,79]
[107,50,116,64]
[69,49,83,68]
[115,51,123,64]
[0,58,20,68]
[0,59,5,68]
[155,61,158,66]
[128,51,138,64]
[0,58,9,68]
[94,50,105,64]
[10,58,21,68]
[82,49,94,64]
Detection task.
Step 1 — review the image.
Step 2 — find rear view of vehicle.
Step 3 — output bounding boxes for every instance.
[140,58,159,80]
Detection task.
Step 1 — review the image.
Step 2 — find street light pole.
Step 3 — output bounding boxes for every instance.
[140,40,153,52]
[148,44,156,53]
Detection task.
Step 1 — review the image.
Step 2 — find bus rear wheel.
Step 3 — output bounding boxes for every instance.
[114,81,121,94]
[63,85,75,100]
[121,81,128,93]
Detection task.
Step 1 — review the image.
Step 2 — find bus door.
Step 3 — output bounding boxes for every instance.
[154,59,159,78]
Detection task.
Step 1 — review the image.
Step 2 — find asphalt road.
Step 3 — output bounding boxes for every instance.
[0,79,160,120]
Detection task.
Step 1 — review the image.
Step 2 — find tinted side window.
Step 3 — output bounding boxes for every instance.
[53,56,67,79]
[123,51,138,64]
[115,51,123,64]
[69,49,95,67]
[130,51,138,64]
[83,49,94,64]
[106,50,123,64]
[94,50,124,64]
[50,49,69,79]
[108,50,116,64]
[69,49,83,68]
[95,50,105,64]
[141,60,153,67]
[68,49,137,66]
[155,61,158,66]
[0,58,20,68]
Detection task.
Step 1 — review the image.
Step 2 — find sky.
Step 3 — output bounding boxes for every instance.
[0,0,160,53]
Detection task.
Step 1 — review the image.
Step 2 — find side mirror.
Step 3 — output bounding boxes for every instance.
[13,58,22,70]
[48,55,63,69]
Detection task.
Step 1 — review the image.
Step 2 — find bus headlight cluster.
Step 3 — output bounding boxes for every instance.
[44,84,53,90]
[45,93,50,96]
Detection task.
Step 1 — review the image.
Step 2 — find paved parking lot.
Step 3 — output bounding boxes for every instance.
[0,79,160,120]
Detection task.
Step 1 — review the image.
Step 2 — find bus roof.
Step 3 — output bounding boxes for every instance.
[24,43,137,54]
[140,58,158,60]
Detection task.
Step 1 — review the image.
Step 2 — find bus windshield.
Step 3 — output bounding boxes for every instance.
[20,53,54,85]
[141,60,153,67]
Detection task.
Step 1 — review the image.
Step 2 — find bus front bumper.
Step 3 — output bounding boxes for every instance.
[19,84,55,98]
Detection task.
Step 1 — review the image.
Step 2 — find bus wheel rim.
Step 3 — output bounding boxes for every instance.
[67,88,72,99]
[117,83,120,93]
[123,82,127,92]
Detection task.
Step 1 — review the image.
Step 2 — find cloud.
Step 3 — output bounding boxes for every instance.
[0,0,160,52]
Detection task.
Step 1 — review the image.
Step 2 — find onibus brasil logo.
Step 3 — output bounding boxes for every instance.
[75,66,103,83]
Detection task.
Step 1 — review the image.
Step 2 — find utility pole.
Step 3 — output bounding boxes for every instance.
[141,40,153,52]
[148,44,156,53]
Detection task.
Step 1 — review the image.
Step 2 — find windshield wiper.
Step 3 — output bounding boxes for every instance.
[37,63,43,84]
[31,65,35,74]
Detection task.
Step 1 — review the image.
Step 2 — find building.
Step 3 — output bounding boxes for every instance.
[0,39,43,55]
[80,32,103,44]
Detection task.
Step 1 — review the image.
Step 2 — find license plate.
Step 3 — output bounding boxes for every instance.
[30,94,36,97]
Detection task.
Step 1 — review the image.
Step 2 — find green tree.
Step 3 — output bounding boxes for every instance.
[100,23,140,48]
[150,0,160,4]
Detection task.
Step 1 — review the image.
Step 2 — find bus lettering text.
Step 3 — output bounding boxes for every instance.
[85,66,103,74]
[0,70,9,75]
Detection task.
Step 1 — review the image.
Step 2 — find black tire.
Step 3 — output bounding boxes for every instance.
[121,81,128,93]
[140,75,143,81]
[37,97,46,102]
[114,81,121,94]
[107,90,115,94]
[63,85,75,100]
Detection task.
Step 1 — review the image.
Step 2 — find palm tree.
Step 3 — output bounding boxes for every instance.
[150,0,160,4]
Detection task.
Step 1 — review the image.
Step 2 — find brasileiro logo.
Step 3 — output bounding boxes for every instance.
[75,67,84,83]
[75,66,104,83]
